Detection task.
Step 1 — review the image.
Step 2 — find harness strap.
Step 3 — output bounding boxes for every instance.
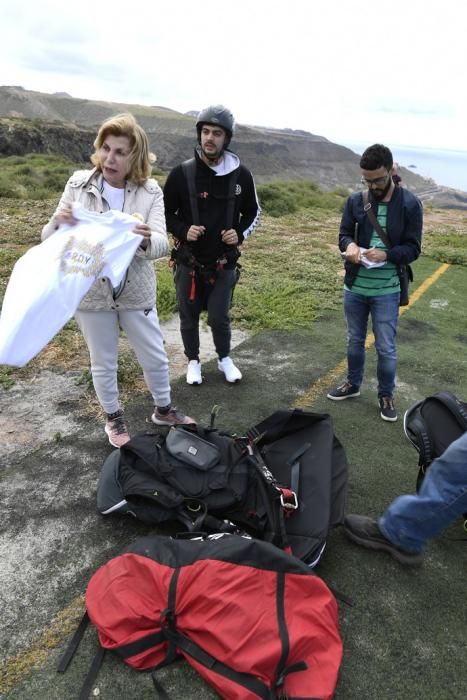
[182,158,200,225]
[182,156,240,231]
[78,647,106,700]
[225,166,239,231]
[113,630,166,659]
[189,270,196,301]
[160,618,274,698]
[155,566,306,699]
[57,611,90,673]
[151,673,172,699]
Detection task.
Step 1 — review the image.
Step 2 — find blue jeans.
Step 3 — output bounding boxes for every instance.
[379,432,467,553]
[344,290,399,397]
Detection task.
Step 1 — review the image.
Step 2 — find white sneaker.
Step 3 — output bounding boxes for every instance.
[218,356,242,383]
[186,360,202,385]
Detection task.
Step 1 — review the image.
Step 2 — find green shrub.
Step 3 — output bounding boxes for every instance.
[0,154,77,199]
[257,180,347,217]
[154,262,177,320]
[257,184,298,217]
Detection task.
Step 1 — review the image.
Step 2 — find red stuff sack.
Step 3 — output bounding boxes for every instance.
[59,534,343,699]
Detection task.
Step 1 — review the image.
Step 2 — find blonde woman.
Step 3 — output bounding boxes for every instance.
[42,113,194,447]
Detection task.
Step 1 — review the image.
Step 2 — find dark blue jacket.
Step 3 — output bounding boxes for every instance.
[339,186,423,287]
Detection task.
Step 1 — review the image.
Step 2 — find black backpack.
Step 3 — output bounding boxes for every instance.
[97,408,348,566]
[403,391,467,490]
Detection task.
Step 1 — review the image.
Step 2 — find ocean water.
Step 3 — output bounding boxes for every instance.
[345,144,467,192]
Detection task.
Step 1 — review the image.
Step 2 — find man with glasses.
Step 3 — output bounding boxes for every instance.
[327,144,422,421]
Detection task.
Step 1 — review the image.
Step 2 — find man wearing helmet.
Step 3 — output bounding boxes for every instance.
[164,105,260,385]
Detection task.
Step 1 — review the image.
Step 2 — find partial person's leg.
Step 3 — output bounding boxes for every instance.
[344,289,370,388]
[379,432,467,552]
[175,265,203,360]
[120,308,195,425]
[207,268,237,359]
[75,310,120,414]
[370,292,399,398]
[118,308,171,408]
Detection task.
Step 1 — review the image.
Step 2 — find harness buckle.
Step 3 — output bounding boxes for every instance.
[279,488,298,510]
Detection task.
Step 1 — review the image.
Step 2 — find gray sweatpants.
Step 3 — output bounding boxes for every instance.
[75,308,171,415]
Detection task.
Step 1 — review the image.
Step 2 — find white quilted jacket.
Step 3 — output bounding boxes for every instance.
[41,168,169,310]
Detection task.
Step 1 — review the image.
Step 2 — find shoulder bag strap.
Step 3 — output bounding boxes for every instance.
[362,189,391,248]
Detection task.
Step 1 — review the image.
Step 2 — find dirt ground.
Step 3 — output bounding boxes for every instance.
[0,317,249,467]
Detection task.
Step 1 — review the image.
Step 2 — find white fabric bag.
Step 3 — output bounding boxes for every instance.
[0,204,142,367]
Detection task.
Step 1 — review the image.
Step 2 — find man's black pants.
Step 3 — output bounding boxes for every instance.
[175,264,238,361]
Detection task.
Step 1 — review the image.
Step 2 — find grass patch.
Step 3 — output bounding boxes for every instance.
[0,154,80,200]
[423,230,467,265]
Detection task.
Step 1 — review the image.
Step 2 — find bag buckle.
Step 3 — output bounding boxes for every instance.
[363,202,372,212]
[279,488,298,510]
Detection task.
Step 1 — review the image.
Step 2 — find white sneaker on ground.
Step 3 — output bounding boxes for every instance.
[218,356,242,383]
[186,360,202,385]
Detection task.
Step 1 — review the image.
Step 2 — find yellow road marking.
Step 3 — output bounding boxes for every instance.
[295,262,450,408]
[0,262,451,694]
[0,595,84,694]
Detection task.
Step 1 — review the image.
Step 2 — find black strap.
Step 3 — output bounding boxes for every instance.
[290,460,301,498]
[160,568,181,667]
[182,157,239,232]
[113,630,166,659]
[162,625,273,699]
[57,611,90,673]
[152,672,172,699]
[287,442,311,495]
[182,158,199,225]
[362,190,391,248]
[407,411,433,467]
[274,571,309,689]
[225,167,239,231]
[155,566,272,698]
[78,646,106,700]
[275,571,289,685]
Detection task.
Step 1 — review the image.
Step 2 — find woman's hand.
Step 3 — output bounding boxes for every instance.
[54,205,77,228]
[133,222,152,249]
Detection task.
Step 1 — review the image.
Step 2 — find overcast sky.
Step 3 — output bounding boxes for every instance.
[1,0,465,153]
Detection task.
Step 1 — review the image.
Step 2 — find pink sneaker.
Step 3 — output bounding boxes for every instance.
[104,411,131,448]
[151,407,196,426]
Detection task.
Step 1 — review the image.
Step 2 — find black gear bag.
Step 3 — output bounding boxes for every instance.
[97,409,348,566]
[403,390,467,490]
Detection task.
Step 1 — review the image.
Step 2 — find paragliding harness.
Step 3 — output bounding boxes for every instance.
[96,407,349,567]
[170,157,241,303]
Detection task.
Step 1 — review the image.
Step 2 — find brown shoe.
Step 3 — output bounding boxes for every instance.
[151,407,196,426]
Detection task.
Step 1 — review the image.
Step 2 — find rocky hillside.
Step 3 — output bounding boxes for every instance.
[1,85,465,208]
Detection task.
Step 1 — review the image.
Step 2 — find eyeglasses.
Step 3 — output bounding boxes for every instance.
[361,173,389,187]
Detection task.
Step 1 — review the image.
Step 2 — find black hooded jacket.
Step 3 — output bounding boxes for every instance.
[163,148,260,266]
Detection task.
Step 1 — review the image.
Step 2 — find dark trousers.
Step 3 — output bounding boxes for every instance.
[175,264,237,360]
